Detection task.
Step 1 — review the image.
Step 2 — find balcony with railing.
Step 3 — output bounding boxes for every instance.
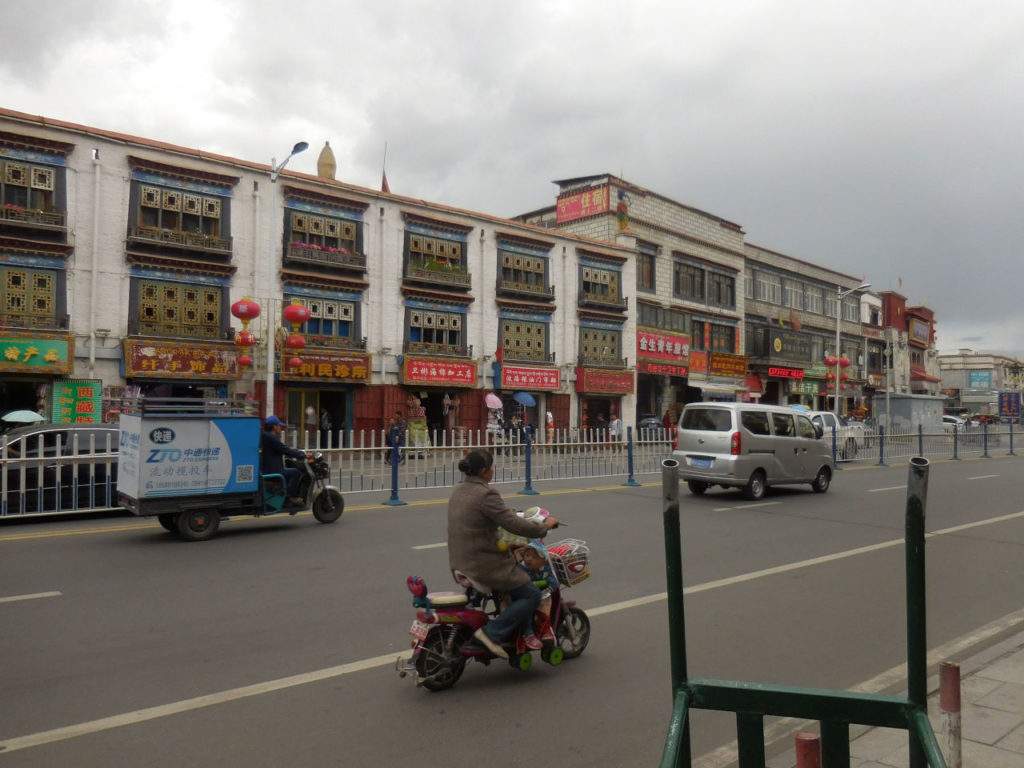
[0,205,68,238]
[127,223,232,255]
[503,350,556,364]
[0,312,70,331]
[286,242,367,272]
[403,341,474,358]
[305,334,368,351]
[579,291,628,311]
[578,352,629,369]
[403,258,472,290]
[495,277,555,300]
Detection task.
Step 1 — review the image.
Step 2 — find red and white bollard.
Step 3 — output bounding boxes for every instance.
[940,660,962,768]
[795,732,821,768]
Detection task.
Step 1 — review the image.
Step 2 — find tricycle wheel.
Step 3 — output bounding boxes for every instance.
[177,508,220,541]
[509,651,532,671]
[541,646,565,666]
[312,489,344,523]
[157,514,176,532]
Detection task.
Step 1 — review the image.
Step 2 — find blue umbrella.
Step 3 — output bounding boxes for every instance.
[513,392,536,407]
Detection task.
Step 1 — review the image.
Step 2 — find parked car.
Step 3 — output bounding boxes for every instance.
[672,402,833,500]
[1,423,120,515]
[942,414,966,433]
[803,410,866,460]
[636,413,664,434]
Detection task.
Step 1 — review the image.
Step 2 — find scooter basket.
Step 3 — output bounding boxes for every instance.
[546,538,590,586]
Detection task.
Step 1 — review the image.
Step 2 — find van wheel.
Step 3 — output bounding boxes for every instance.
[743,470,766,501]
[812,466,831,493]
[687,480,709,496]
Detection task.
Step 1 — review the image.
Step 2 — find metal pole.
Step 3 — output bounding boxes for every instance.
[906,456,930,768]
[518,432,539,495]
[623,426,640,486]
[834,286,842,420]
[660,457,690,767]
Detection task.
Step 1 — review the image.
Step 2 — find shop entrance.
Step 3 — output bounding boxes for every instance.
[0,378,46,420]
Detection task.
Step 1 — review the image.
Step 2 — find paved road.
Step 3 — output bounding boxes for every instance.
[1,456,1023,767]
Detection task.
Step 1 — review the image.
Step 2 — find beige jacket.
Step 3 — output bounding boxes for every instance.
[447,475,548,591]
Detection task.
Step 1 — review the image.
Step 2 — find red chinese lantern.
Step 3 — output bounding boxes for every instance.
[839,356,851,368]
[237,354,253,368]
[230,297,261,329]
[839,372,849,382]
[819,391,827,397]
[823,355,838,367]
[235,330,256,348]
[282,301,311,331]
[827,383,835,390]
[288,356,304,369]
[284,333,306,351]
[826,371,835,381]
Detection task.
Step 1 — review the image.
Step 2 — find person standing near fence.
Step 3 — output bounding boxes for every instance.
[319,407,332,448]
[609,411,622,451]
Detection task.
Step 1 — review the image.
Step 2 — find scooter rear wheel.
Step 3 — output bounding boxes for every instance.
[557,606,591,659]
[416,625,468,692]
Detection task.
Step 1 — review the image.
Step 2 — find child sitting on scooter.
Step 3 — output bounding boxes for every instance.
[517,540,557,649]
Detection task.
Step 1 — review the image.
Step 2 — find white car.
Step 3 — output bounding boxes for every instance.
[803,410,866,460]
[942,415,966,433]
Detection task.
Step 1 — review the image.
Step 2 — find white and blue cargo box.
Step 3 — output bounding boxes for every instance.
[118,399,260,504]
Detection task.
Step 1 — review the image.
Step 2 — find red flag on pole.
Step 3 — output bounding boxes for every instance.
[381,170,390,194]
[494,346,504,364]
[790,308,802,332]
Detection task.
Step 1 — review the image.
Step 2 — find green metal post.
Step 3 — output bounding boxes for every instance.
[905,456,930,768]
[661,458,690,767]
[821,719,850,768]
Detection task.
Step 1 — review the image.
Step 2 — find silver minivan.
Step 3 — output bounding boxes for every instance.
[672,402,833,499]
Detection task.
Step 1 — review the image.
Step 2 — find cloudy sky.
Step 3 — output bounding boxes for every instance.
[5,1,1023,357]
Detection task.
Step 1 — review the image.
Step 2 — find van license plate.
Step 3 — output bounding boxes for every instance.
[690,457,712,468]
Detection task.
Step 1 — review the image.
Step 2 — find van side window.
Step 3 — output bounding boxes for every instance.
[796,415,816,439]
[771,413,795,437]
[681,408,731,431]
[741,411,771,435]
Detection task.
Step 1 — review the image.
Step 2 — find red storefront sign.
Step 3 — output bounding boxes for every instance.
[709,352,747,378]
[689,350,707,373]
[555,185,610,223]
[500,365,560,390]
[575,367,635,394]
[125,339,238,378]
[768,366,804,379]
[402,357,476,387]
[637,360,688,377]
[637,329,690,362]
[280,351,370,383]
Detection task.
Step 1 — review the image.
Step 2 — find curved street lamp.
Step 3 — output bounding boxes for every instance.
[834,282,870,418]
[265,141,309,416]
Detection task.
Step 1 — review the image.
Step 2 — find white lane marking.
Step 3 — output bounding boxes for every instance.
[711,501,780,512]
[412,542,447,550]
[5,508,1024,755]
[867,485,907,493]
[0,591,61,604]
[968,474,999,480]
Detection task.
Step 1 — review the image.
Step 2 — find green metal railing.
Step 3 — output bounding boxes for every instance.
[658,456,947,768]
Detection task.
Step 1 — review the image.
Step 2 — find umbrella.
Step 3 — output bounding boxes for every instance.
[2,410,44,424]
[484,392,502,409]
[513,392,536,407]
[790,404,810,412]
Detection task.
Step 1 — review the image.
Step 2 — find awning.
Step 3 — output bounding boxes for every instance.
[692,380,744,394]
[910,372,941,382]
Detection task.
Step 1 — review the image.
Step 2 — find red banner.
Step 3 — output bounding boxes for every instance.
[500,365,560,390]
[402,357,476,387]
[637,329,690,362]
[637,360,688,377]
[280,351,370,383]
[575,367,635,394]
[555,186,610,224]
[125,339,238,378]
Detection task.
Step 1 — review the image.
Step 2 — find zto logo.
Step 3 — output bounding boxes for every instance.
[149,428,176,444]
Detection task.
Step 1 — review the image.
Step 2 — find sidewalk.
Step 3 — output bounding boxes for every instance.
[768,629,1024,768]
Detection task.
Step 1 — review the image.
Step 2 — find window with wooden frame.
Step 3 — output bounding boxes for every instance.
[407,234,465,272]
[499,250,547,290]
[581,266,619,298]
[1,159,56,211]
[136,279,222,338]
[287,295,356,341]
[138,184,223,237]
[1,266,57,326]
[407,308,464,348]
[288,212,358,253]
[673,262,704,301]
[500,318,548,362]
[707,272,735,309]
[636,242,656,291]
[580,328,621,364]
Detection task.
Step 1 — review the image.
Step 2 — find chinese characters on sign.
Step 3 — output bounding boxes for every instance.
[637,360,688,377]
[999,392,1020,423]
[555,185,610,224]
[51,379,103,423]
[575,367,635,394]
[125,340,238,378]
[768,366,804,380]
[637,329,690,362]
[280,351,370,383]
[500,366,560,390]
[769,330,812,362]
[0,333,73,374]
[709,353,747,378]
[402,357,476,387]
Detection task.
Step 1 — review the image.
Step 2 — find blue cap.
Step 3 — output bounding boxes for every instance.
[265,414,286,427]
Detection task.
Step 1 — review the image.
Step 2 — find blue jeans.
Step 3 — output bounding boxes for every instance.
[484,581,541,642]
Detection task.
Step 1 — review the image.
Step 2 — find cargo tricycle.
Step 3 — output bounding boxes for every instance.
[117,398,343,541]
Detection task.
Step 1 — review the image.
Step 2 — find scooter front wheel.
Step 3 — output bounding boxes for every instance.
[312,489,344,523]
[415,626,468,692]
[557,606,591,659]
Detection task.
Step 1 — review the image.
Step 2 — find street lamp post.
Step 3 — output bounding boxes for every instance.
[834,282,870,419]
[264,141,309,417]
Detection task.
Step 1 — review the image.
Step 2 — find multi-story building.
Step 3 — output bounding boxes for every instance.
[937,348,1024,417]
[517,174,747,425]
[0,108,635,441]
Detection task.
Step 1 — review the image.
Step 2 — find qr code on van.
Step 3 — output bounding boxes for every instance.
[236,465,254,484]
